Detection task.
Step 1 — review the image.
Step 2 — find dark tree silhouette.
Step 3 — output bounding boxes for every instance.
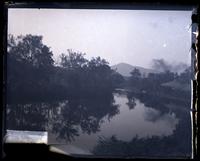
[60,49,88,70]
[7,34,55,103]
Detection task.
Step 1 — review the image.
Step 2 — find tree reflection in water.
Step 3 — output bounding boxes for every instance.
[6,103,49,131]
[126,95,136,110]
[92,91,192,157]
[92,117,191,157]
[6,94,120,143]
[50,94,119,142]
[6,90,191,157]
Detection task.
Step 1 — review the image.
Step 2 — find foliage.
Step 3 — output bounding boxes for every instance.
[7,34,124,103]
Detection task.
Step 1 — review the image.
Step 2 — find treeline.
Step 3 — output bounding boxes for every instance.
[7,34,191,103]
[7,34,124,103]
[126,67,191,99]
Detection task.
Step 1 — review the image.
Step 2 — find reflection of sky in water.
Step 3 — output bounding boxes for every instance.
[51,93,179,154]
[100,94,179,139]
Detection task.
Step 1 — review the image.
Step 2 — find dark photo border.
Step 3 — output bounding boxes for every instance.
[1,0,199,160]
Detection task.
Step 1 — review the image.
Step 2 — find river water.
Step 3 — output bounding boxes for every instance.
[48,92,179,155]
[6,91,191,157]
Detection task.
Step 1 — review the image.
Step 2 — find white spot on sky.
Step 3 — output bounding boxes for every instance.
[163,43,167,48]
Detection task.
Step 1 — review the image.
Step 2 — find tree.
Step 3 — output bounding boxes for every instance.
[7,34,55,102]
[130,68,141,79]
[60,49,88,70]
[8,34,54,68]
[88,56,109,68]
[128,68,142,90]
[111,71,125,88]
[86,57,114,93]
[177,67,191,84]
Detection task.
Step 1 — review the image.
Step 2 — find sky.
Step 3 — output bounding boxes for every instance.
[8,9,192,68]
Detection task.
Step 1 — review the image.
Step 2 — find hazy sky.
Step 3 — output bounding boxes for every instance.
[8,9,192,68]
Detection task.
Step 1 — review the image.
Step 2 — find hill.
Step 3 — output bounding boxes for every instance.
[111,62,159,77]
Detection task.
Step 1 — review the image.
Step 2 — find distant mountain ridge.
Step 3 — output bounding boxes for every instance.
[111,62,159,77]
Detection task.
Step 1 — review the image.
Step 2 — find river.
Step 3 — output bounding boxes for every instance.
[6,91,191,157]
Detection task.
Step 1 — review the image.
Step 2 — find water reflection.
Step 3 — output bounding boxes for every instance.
[50,95,119,142]
[7,103,49,131]
[6,91,191,157]
[52,93,179,155]
[99,94,179,139]
[92,92,191,157]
